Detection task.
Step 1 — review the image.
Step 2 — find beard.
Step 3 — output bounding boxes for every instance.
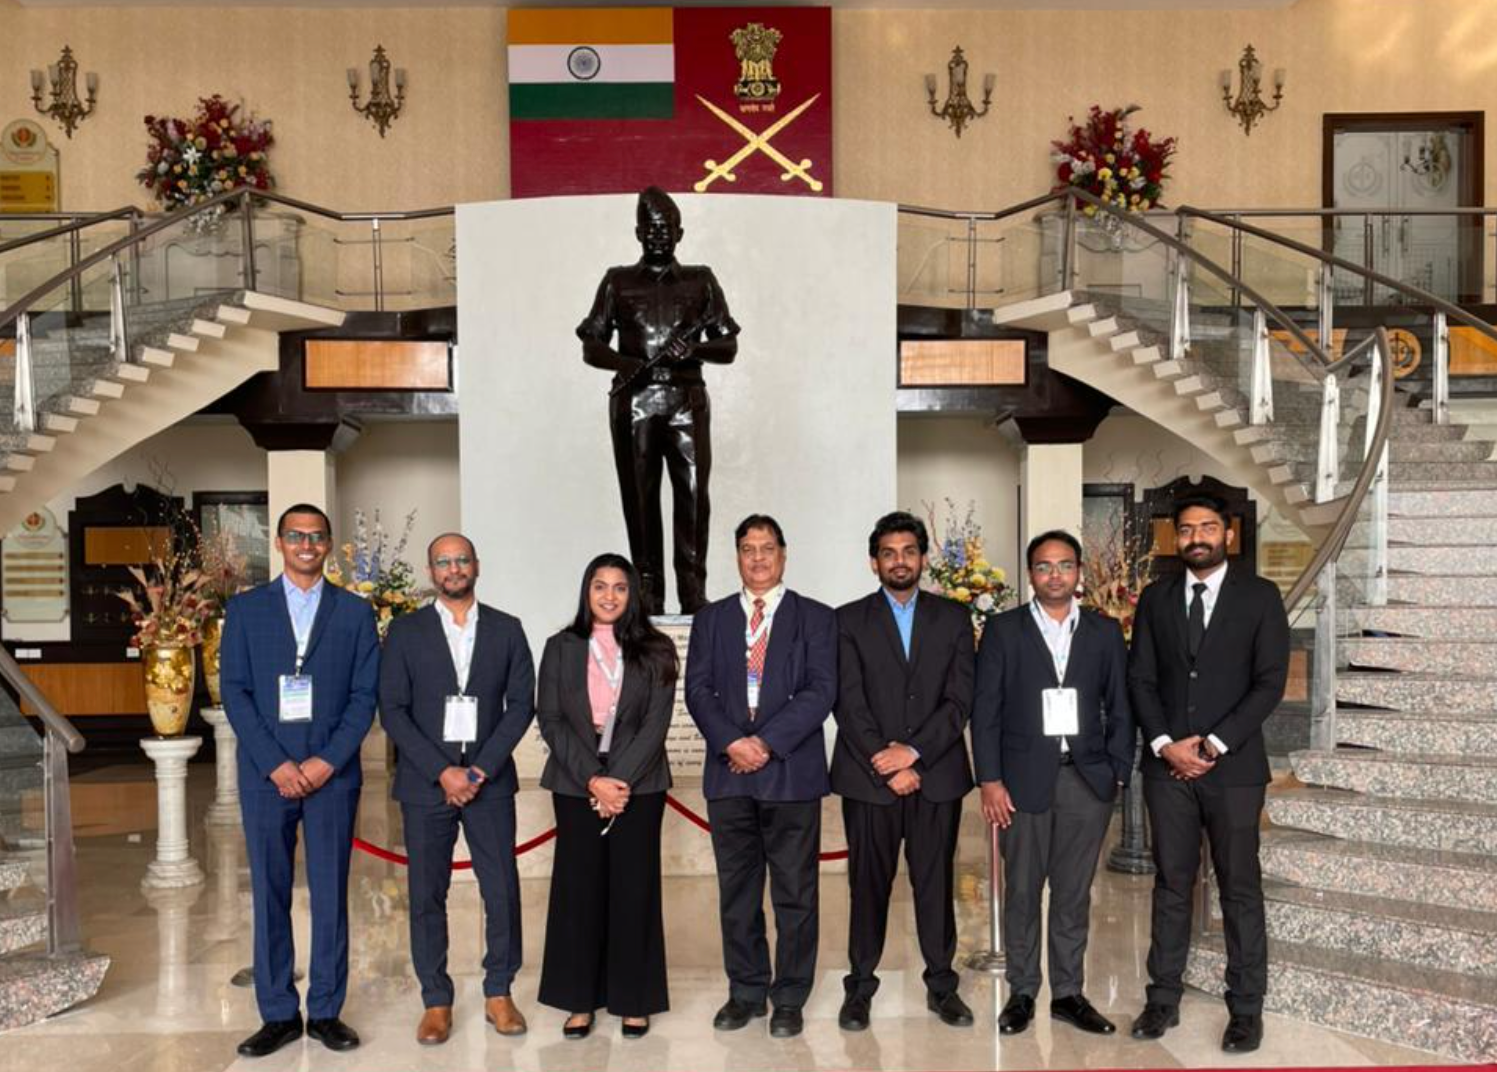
[881,569,920,592]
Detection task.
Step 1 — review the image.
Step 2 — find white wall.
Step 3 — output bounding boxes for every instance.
[895,415,1022,587]
[457,194,898,649]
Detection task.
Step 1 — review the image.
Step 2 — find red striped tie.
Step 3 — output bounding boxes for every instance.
[747,598,767,717]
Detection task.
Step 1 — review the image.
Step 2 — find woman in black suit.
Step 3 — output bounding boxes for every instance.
[536,553,678,1040]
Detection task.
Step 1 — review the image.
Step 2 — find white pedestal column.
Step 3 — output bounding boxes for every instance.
[266,449,337,578]
[141,735,206,890]
[200,706,241,827]
[1020,443,1086,549]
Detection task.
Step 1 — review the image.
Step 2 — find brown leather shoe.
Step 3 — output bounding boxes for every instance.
[417,1006,452,1046]
[485,995,528,1036]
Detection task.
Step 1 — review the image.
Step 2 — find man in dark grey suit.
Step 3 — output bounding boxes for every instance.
[379,533,536,1045]
[971,530,1134,1038]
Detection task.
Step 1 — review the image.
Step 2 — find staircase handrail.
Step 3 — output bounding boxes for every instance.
[0,646,84,753]
[0,207,144,259]
[1178,205,1497,346]
[1283,327,1395,610]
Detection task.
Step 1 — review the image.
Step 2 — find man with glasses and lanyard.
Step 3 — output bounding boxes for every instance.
[221,504,380,1058]
[971,530,1134,1038]
[379,533,536,1045]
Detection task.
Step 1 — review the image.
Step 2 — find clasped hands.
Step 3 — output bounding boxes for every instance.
[872,742,920,796]
[269,757,335,799]
[726,736,770,774]
[588,775,631,818]
[439,765,488,807]
[1162,735,1218,781]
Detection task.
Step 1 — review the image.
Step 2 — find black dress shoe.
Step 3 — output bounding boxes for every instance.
[563,1013,594,1040]
[769,1006,804,1038]
[1222,1013,1263,1053]
[306,1017,360,1052]
[838,994,871,1031]
[237,1018,303,1057]
[1130,1003,1180,1040]
[713,998,768,1030]
[1051,994,1116,1035]
[998,993,1035,1035]
[927,990,974,1027]
[621,1016,649,1039]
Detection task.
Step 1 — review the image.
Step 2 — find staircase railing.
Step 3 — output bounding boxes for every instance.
[0,645,84,956]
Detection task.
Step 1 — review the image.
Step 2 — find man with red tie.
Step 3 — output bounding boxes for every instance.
[685,514,838,1039]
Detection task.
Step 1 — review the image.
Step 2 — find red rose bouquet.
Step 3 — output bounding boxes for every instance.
[1052,104,1176,216]
[137,94,274,212]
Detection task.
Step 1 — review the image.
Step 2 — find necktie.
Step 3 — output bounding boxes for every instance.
[1187,581,1207,659]
[747,597,768,717]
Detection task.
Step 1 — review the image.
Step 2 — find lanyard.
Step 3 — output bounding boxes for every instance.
[446,616,477,694]
[588,638,624,702]
[1030,600,1078,679]
[289,595,316,675]
[745,606,775,649]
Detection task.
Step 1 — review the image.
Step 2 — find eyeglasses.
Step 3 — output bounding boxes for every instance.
[280,530,329,546]
[1030,560,1077,577]
[433,555,473,570]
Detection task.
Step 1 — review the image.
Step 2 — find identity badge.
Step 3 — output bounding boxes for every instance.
[746,671,761,712]
[443,695,479,744]
[1041,687,1080,737]
[278,675,314,723]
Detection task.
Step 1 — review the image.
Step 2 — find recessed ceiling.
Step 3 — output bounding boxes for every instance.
[12,0,1299,10]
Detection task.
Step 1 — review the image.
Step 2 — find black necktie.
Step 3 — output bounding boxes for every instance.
[1187,581,1207,659]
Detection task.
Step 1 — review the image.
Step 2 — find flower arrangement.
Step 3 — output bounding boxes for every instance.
[1079,514,1156,641]
[323,508,429,638]
[922,499,1015,635]
[136,94,274,214]
[196,527,252,615]
[1052,104,1177,216]
[116,537,215,649]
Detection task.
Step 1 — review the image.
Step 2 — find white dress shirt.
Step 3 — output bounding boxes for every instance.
[435,599,479,693]
[1151,562,1230,759]
[1031,598,1080,753]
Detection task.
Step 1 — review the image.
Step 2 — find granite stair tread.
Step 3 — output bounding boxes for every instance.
[0,950,111,1032]
[1291,747,1497,803]
[0,859,25,891]
[1263,877,1497,940]
[1268,785,1497,851]
[1185,934,1497,1061]
[1263,827,1497,881]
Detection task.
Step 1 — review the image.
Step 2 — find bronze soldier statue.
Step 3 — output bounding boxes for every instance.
[578,187,741,616]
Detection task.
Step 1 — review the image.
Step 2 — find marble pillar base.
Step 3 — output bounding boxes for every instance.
[199,707,241,827]
[361,721,394,773]
[140,736,205,890]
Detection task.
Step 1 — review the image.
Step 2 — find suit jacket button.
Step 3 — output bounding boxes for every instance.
[1187,704,1197,713]
[1189,670,1199,680]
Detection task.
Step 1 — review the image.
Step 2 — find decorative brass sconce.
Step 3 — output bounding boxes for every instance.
[926,47,993,139]
[1220,44,1284,136]
[30,45,97,139]
[348,45,406,138]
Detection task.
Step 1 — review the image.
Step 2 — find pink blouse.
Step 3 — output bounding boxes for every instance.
[586,624,623,730]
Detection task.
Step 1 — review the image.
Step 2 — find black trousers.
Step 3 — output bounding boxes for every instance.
[842,795,961,999]
[1000,765,1113,999]
[538,791,668,1017]
[1144,775,1268,1015]
[609,384,711,615]
[706,796,821,1010]
[402,792,522,1008]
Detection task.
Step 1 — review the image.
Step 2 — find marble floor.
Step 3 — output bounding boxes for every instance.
[0,762,1451,1072]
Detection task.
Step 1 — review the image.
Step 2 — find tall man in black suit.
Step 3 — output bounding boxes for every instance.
[972,530,1134,1038]
[379,533,536,1045]
[832,511,975,1031]
[686,514,838,1039]
[1127,494,1289,1054]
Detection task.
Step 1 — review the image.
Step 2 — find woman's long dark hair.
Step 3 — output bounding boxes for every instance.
[567,553,680,686]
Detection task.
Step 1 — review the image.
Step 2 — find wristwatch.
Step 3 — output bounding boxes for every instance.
[466,768,485,785]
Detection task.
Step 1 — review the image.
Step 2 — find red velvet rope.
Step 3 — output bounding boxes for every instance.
[350,794,850,868]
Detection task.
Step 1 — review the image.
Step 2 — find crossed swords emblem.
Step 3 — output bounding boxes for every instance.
[694,93,823,193]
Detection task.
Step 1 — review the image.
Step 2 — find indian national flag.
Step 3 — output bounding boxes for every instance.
[508,8,675,121]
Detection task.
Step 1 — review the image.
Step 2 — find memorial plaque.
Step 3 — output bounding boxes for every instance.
[655,617,707,778]
[0,120,59,213]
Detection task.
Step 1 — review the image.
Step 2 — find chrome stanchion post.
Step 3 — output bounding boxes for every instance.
[965,820,1005,972]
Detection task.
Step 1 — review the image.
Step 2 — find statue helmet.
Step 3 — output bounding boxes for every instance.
[637,185,682,229]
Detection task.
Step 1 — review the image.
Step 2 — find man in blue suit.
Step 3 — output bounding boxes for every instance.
[221,503,380,1058]
[686,514,837,1039]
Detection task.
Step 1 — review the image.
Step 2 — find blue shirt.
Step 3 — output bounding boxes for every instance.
[883,587,918,657]
[281,573,325,663]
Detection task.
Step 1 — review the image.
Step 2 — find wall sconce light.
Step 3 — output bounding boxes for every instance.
[926,46,993,139]
[1220,44,1283,136]
[30,45,97,139]
[349,45,406,138]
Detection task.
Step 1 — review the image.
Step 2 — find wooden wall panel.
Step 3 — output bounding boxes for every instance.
[899,339,1025,387]
[82,526,171,566]
[305,340,451,390]
[18,663,146,716]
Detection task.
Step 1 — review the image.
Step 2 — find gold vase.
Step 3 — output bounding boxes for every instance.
[143,644,196,737]
[201,615,225,706]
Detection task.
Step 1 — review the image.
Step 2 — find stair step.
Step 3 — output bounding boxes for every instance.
[80,378,124,401]
[1291,747,1497,803]
[1064,302,1097,325]
[40,412,77,434]
[215,304,253,327]
[1,454,34,473]
[1271,438,1493,464]
[138,346,174,368]
[1085,316,1119,338]
[0,895,45,955]
[1129,344,1163,365]
[0,951,110,1032]
[1268,785,1497,852]
[1341,637,1497,676]
[1107,330,1141,352]
[1388,486,1497,517]
[1349,604,1497,639]
[164,332,200,353]
[189,317,227,339]
[1172,374,1209,396]
[0,859,26,892]
[1212,408,1244,430]
[1298,459,1497,485]
[1337,708,1497,754]
[1338,672,1497,713]
[1387,515,1497,545]
[101,363,150,385]
[1185,934,1497,1062]
[1261,828,1497,912]
[1344,544,1497,576]
[1263,880,1497,979]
